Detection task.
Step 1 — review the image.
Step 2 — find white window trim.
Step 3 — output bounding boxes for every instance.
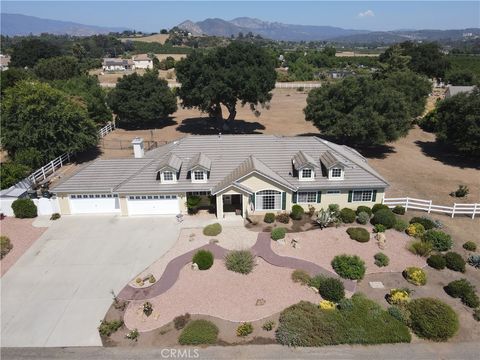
[297,191,317,203]
[191,170,207,183]
[161,170,177,183]
[299,167,315,182]
[352,189,374,202]
[328,167,344,180]
[255,190,282,211]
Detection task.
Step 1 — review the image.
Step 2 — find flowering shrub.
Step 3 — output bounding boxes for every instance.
[406,223,425,237]
[236,322,254,337]
[319,300,336,310]
[403,267,427,286]
[387,289,411,305]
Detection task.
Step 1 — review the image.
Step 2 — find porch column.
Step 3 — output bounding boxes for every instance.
[216,195,224,219]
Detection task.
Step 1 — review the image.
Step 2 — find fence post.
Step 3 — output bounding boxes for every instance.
[473,203,477,220]
[405,198,409,211]
[452,203,456,218]
[428,200,432,213]
[42,167,46,180]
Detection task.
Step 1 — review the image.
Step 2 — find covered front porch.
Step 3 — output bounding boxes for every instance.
[215,188,251,220]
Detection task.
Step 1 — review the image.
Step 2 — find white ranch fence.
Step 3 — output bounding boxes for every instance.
[275,82,322,89]
[382,197,479,219]
[0,197,59,217]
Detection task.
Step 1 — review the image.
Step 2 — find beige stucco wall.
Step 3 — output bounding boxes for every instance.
[57,194,71,215]
[119,196,128,216]
[216,186,250,219]
[294,189,385,212]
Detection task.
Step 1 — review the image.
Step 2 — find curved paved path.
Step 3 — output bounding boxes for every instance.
[118,232,356,301]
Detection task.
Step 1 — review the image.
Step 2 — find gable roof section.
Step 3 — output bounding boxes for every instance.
[320,150,348,169]
[212,155,295,195]
[292,150,318,170]
[188,152,212,171]
[157,153,182,172]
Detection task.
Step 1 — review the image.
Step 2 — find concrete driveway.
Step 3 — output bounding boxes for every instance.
[1,215,180,347]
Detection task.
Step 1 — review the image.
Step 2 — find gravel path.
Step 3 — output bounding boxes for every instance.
[0,217,47,276]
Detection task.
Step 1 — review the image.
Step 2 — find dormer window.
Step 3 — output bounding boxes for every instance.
[299,167,314,181]
[192,169,207,183]
[329,167,344,180]
[161,171,176,183]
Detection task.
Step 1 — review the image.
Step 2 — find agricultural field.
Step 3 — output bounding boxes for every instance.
[120,33,170,44]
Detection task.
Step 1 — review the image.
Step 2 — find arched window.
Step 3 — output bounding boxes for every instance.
[255,190,282,211]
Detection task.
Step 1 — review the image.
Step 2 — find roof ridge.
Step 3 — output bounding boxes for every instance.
[113,158,157,192]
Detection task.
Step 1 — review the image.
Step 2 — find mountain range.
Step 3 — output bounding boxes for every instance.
[1,13,127,36]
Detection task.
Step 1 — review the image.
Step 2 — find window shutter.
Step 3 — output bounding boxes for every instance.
[317,191,322,203]
[292,192,297,204]
[282,192,286,210]
[372,190,377,202]
[348,191,353,203]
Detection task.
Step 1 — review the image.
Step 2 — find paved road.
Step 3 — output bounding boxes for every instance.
[1,216,180,347]
[2,342,480,360]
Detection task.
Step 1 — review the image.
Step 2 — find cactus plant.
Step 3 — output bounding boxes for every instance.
[316,208,334,229]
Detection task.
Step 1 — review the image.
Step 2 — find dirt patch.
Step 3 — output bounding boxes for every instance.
[0,217,47,276]
[121,34,170,44]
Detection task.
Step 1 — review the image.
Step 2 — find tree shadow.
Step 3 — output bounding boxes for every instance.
[73,146,103,165]
[116,117,177,131]
[415,140,480,170]
[176,117,265,135]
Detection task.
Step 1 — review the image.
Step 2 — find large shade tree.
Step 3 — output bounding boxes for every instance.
[175,41,276,130]
[435,88,480,156]
[1,81,98,162]
[10,38,62,68]
[106,70,177,128]
[33,56,81,81]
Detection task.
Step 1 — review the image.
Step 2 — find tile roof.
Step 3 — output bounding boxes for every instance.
[187,153,212,171]
[157,153,182,172]
[292,151,318,170]
[445,85,475,98]
[319,150,347,169]
[52,135,389,194]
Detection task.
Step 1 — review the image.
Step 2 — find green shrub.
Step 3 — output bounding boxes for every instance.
[276,213,290,224]
[271,227,286,241]
[337,298,354,311]
[203,223,222,236]
[373,224,386,233]
[11,198,37,218]
[394,218,409,232]
[0,236,13,259]
[371,209,396,229]
[125,328,139,341]
[346,227,370,242]
[290,205,305,220]
[474,309,480,322]
[356,206,372,216]
[387,306,410,325]
[427,254,446,269]
[422,230,452,251]
[444,279,480,308]
[178,320,219,345]
[339,208,356,223]
[262,320,275,331]
[408,240,433,257]
[50,213,61,220]
[264,213,275,223]
[392,205,406,215]
[403,267,427,286]
[406,223,426,238]
[356,211,370,225]
[331,255,366,280]
[328,204,340,217]
[192,250,214,270]
[374,252,390,267]
[372,204,389,213]
[98,319,123,337]
[291,269,311,285]
[308,274,325,289]
[225,250,255,274]
[318,277,345,302]
[409,217,436,230]
[173,313,191,330]
[407,298,459,341]
[275,294,411,347]
[445,252,466,272]
[463,241,477,251]
[236,322,253,337]
[187,195,201,213]
[468,254,480,268]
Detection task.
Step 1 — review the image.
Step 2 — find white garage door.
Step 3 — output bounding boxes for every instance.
[69,194,120,214]
[127,194,180,215]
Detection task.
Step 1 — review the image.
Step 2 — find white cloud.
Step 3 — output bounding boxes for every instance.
[358,10,375,18]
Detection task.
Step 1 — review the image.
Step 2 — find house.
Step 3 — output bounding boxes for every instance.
[444,85,475,98]
[51,135,389,218]
[133,54,153,69]
[102,58,134,72]
[0,54,10,71]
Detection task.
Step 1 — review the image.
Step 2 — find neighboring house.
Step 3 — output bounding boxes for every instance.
[133,54,153,69]
[327,70,355,79]
[51,135,389,218]
[445,85,475,98]
[102,58,134,72]
[0,54,10,71]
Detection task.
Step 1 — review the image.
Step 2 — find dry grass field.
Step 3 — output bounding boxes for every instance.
[120,34,170,44]
[90,68,177,85]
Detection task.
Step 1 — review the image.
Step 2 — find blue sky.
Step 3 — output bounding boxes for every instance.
[2,1,479,32]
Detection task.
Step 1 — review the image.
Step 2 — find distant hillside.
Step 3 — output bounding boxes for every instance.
[178,17,368,41]
[1,13,127,36]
